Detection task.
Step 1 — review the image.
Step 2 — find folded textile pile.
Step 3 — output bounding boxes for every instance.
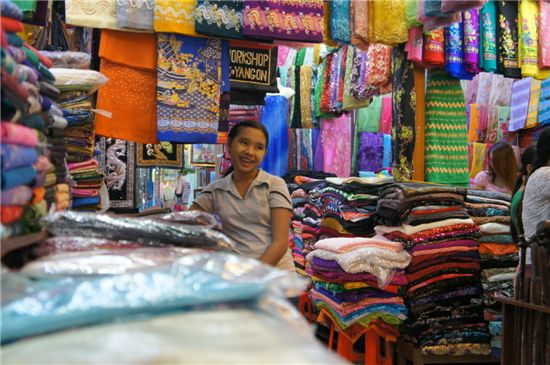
[307,236,410,343]
[375,182,491,356]
[466,189,515,359]
[0,3,66,238]
[51,68,107,211]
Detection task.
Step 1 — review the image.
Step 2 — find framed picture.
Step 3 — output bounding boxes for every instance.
[190,144,217,166]
[136,142,184,169]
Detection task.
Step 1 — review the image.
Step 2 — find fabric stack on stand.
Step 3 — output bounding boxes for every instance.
[1,0,65,238]
[50,68,107,211]
[465,189,516,359]
[306,235,409,345]
[376,183,491,356]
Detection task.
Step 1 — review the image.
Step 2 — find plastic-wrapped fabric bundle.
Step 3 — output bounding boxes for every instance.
[43,211,235,251]
[1,252,306,343]
[31,237,148,258]
[157,210,222,230]
[38,51,91,69]
[20,247,200,278]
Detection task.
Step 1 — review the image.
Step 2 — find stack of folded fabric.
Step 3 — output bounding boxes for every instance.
[1,2,66,238]
[375,183,491,356]
[465,189,515,359]
[50,68,107,211]
[307,236,410,344]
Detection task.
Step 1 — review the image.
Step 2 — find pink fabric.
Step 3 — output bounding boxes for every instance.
[380,96,392,134]
[405,26,423,64]
[67,159,99,171]
[71,188,99,197]
[33,155,52,172]
[277,45,291,66]
[321,115,352,177]
[540,1,550,69]
[314,236,404,253]
[1,122,38,147]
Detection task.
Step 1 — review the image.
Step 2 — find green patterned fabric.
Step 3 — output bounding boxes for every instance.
[425,69,470,186]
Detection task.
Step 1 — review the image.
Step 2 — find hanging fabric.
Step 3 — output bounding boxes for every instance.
[320,115,352,178]
[156,34,226,143]
[343,47,369,110]
[496,1,520,78]
[242,0,324,42]
[539,1,550,69]
[350,0,369,49]
[95,30,158,144]
[154,0,197,35]
[470,142,487,179]
[330,0,351,44]
[508,77,532,132]
[116,0,154,31]
[468,103,480,143]
[425,69,469,186]
[539,79,550,127]
[322,1,338,46]
[366,44,392,86]
[480,0,497,72]
[259,95,289,177]
[406,0,421,27]
[445,15,472,79]
[368,0,408,45]
[518,0,550,79]
[299,66,314,128]
[463,8,481,74]
[380,95,392,134]
[65,0,119,29]
[423,29,445,67]
[412,67,425,181]
[405,27,423,64]
[525,79,542,129]
[486,106,499,144]
[441,0,487,14]
[392,46,416,182]
[356,132,384,173]
[497,105,511,139]
[194,0,243,39]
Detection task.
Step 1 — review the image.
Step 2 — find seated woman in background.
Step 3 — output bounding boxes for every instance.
[474,141,518,195]
[510,146,536,244]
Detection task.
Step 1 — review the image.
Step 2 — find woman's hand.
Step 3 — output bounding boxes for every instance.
[259,207,291,266]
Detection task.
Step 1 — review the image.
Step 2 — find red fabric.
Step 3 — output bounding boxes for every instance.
[407,262,481,283]
[0,16,24,32]
[1,68,30,100]
[1,29,8,48]
[423,29,445,67]
[0,206,24,224]
[23,44,53,68]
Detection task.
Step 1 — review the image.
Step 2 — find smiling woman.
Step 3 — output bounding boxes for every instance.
[190,121,295,272]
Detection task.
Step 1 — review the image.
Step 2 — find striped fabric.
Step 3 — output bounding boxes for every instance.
[425,69,469,186]
[508,77,532,132]
[525,79,541,129]
[539,78,550,127]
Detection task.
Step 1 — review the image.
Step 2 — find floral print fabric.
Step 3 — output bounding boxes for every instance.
[321,114,352,178]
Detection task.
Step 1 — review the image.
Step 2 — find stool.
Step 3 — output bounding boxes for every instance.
[327,322,394,365]
[297,291,315,323]
[396,340,498,365]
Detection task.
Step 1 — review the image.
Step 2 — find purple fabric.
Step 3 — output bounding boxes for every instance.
[463,9,481,74]
[41,96,52,111]
[509,78,532,132]
[315,286,397,304]
[242,0,324,42]
[1,144,39,170]
[357,132,384,173]
[0,185,33,205]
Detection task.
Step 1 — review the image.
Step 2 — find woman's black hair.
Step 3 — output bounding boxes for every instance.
[222,121,269,177]
[512,145,536,195]
[532,127,550,172]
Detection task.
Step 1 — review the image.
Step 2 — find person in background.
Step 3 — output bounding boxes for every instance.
[474,141,519,195]
[510,146,536,244]
[522,127,550,242]
[190,121,295,272]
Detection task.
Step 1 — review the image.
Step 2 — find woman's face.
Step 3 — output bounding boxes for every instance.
[228,127,267,174]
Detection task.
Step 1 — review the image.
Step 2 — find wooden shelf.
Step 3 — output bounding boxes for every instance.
[1,230,49,257]
[495,296,550,314]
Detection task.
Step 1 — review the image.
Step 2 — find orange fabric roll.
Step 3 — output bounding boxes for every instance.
[479,243,518,256]
[0,17,24,32]
[31,187,46,205]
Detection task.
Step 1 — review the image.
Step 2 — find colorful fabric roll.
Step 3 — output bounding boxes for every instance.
[0,144,38,170]
[0,206,24,225]
[424,29,445,67]
[496,1,520,78]
[1,166,36,191]
[480,1,497,72]
[405,27,423,64]
[0,185,33,206]
[445,17,471,79]
[425,69,469,186]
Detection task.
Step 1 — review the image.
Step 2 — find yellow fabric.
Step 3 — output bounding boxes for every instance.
[518,0,550,79]
[525,79,542,128]
[470,143,487,178]
[368,0,408,45]
[154,0,197,35]
[468,103,480,143]
[299,66,314,128]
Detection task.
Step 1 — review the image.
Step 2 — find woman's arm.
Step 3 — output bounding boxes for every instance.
[189,203,205,211]
[258,207,291,266]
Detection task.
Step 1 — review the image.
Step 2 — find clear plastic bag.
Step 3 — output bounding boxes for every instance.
[43,211,235,251]
[2,252,305,343]
[39,51,91,69]
[31,236,148,258]
[157,210,222,230]
[21,247,198,278]
[50,68,108,94]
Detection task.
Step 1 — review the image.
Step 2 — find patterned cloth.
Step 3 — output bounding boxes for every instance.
[356,132,383,173]
[368,0,408,45]
[539,78,550,127]
[330,0,350,43]
[392,47,416,182]
[445,16,471,79]
[525,79,541,129]
[539,0,550,68]
[156,34,226,144]
[195,0,243,39]
[242,0,323,42]
[154,0,197,35]
[518,0,549,79]
[425,69,469,186]
[320,115,352,177]
[423,29,445,67]
[116,0,154,30]
[65,0,119,30]
[496,1,520,78]
[480,1,497,72]
[508,77,532,132]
